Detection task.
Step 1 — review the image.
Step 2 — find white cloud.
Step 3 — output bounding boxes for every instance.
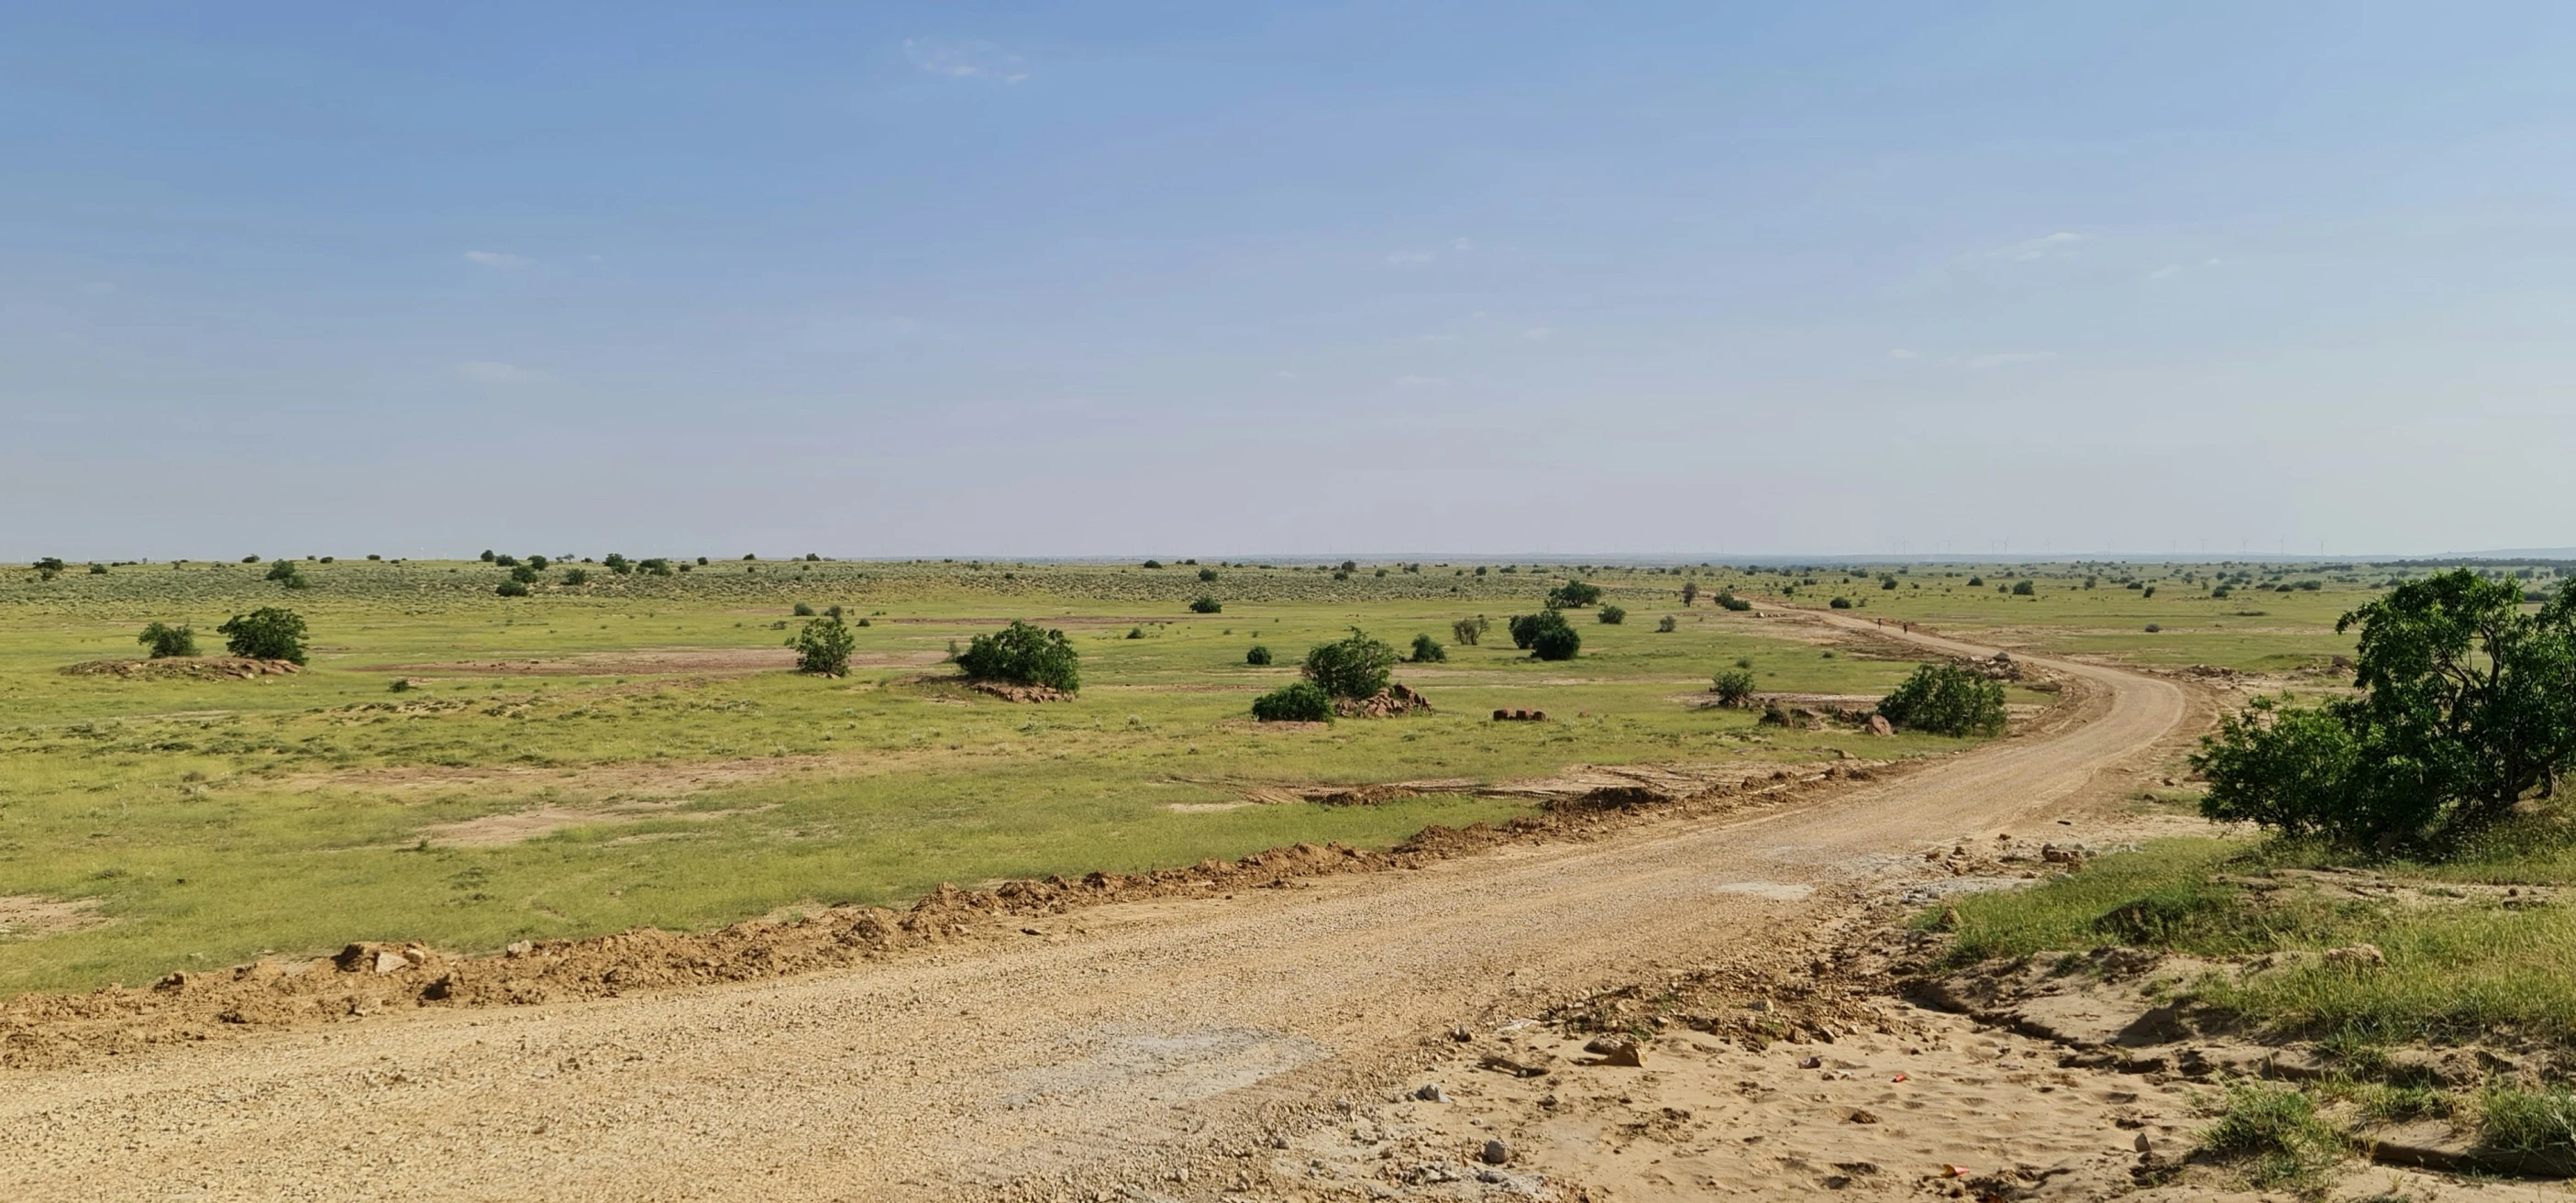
[1450,237,1475,251]
[1520,327,1554,341]
[904,39,1028,82]
[463,250,528,268]
[1386,249,1432,266]
[457,360,544,383]
[1393,374,1452,389]
[1996,232,2084,260]
[1965,351,2058,369]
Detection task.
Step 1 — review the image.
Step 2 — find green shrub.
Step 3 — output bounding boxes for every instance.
[1126,626,1145,639]
[264,559,304,586]
[87,562,108,575]
[1189,596,1222,613]
[526,555,549,570]
[603,553,631,575]
[1302,630,1400,698]
[791,602,814,617]
[789,617,857,676]
[1879,663,2007,735]
[1598,604,1626,624]
[1451,615,1489,646]
[1198,567,1218,582]
[1716,591,1752,612]
[1545,580,1604,608]
[1245,645,1273,666]
[2480,1087,2576,1155]
[1680,579,1699,606]
[957,621,1081,691]
[561,568,590,586]
[2011,579,2036,596]
[1655,614,1677,633]
[1252,681,1334,723]
[508,564,540,584]
[1509,610,1581,659]
[2194,570,2576,852]
[216,607,308,663]
[495,579,530,597]
[493,554,519,568]
[1829,596,1852,609]
[1409,635,1446,663]
[1711,668,1757,707]
[137,622,198,658]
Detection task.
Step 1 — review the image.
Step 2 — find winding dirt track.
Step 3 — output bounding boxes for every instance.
[0,623,2185,1202]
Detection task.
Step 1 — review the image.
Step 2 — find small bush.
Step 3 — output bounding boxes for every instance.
[1245,645,1273,666]
[1189,596,1222,613]
[789,617,857,676]
[792,602,814,617]
[1127,626,1145,639]
[1530,616,1581,660]
[493,554,519,568]
[1141,559,1162,569]
[264,559,303,584]
[1829,596,1852,610]
[526,555,548,570]
[216,607,308,663]
[1966,575,1984,587]
[1655,614,1677,633]
[2011,579,2037,596]
[2144,623,2161,633]
[1451,615,1489,646]
[1545,580,1604,608]
[1409,634,1446,663]
[1711,668,1757,707]
[1198,567,1218,582]
[957,621,1081,691]
[1879,663,2007,735]
[1302,630,1400,698]
[137,622,198,658]
[561,568,590,586]
[495,579,530,597]
[88,562,108,575]
[603,553,631,574]
[478,550,495,562]
[1716,591,1752,612]
[508,563,540,584]
[1598,604,1626,624]
[2480,1087,2576,1155]
[1252,681,1334,723]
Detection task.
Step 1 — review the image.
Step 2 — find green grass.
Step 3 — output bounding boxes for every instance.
[0,558,1999,995]
[2201,1080,2343,1192]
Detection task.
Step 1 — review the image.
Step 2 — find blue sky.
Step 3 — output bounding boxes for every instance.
[7,2,2574,559]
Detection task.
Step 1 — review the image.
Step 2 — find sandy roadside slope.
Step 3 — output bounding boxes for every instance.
[0,620,2184,1202]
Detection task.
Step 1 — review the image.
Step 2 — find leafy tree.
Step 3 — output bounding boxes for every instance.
[1829,596,1852,609]
[1302,629,1400,698]
[957,620,1081,691]
[1245,645,1273,666]
[2194,570,2576,850]
[792,602,814,616]
[1507,610,1581,660]
[495,579,530,597]
[1252,681,1334,723]
[1409,634,1446,663]
[1598,604,1627,624]
[137,622,198,658]
[216,607,308,663]
[562,568,590,586]
[1451,615,1489,646]
[1189,596,1222,613]
[1141,559,1163,569]
[526,555,549,570]
[789,617,857,676]
[2011,579,2037,596]
[479,550,496,562]
[1198,567,1219,582]
[1711,668,1758,707]
[1878,664,2007,736]
[1546,580,1604,608]
[603,553,631,574]
[493,554,519,568]
[508,563,541,584]
[1715,591,1753,613]
[87,562,108,575]
[1655,614,1677,633]
[1680,579,1699,606]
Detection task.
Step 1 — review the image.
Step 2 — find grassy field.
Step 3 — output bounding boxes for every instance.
[0,556,2036,996]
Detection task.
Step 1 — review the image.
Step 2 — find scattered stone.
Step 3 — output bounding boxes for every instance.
[1481,1139,1510,1165]
[1866,714,1893,736]
[1583,1036,1644,1066]
[1846,1108,1881,1124]
[1413,1083,1449,1102]
[374,951,407,975]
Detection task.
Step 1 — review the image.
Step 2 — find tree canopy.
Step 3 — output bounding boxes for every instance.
[956,620,1081,692]
[2195,569,2576,850]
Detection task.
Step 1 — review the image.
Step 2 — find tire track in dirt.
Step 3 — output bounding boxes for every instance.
[0,622,2185,1202]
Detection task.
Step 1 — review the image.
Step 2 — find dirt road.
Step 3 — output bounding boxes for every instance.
[0,625,2186,1202]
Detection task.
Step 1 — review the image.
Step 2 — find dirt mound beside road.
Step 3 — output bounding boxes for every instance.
[61,657,301,680]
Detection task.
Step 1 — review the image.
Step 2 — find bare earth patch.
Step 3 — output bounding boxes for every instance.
[0,897,107,940]
[415,802,758,847]
[364,647,945,677]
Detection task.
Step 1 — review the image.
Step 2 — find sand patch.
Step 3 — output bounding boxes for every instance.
[415,801,758,847]
[0,897,107,940]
